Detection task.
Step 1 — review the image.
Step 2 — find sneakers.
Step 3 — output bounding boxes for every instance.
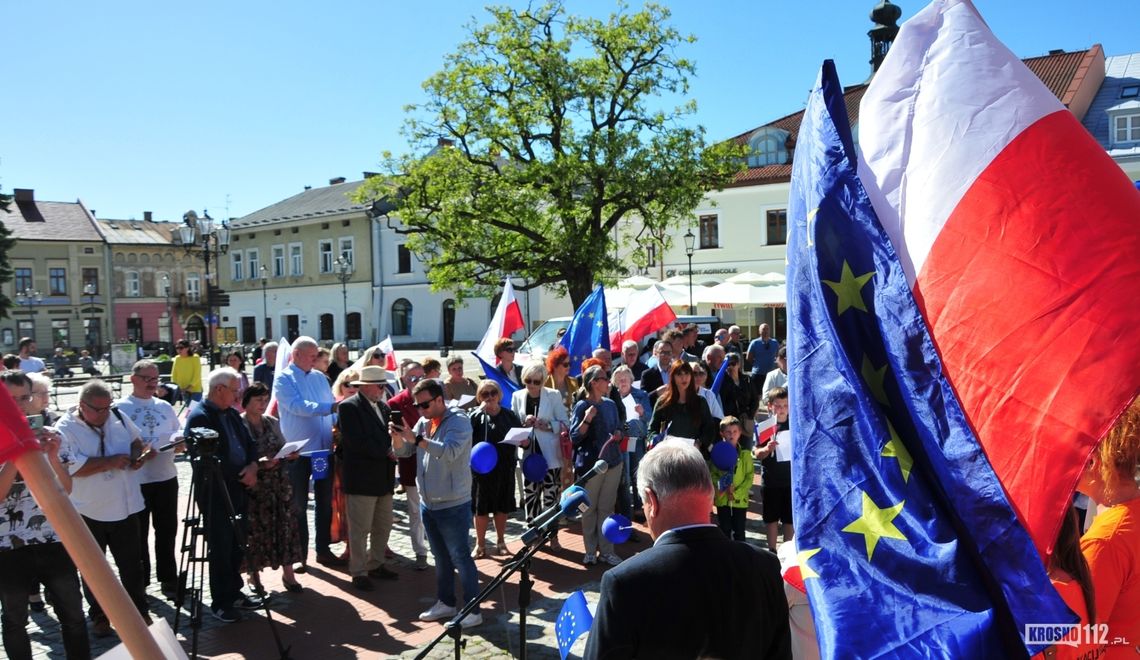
[415,555,429,571]
[600,553,623,567]
[419,600,458,622]
[233,594,264,610]
[459,612,483,628]
[582,553,597,566]
[211,606,241,623]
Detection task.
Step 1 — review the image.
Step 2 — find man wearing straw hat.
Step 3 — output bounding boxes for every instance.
[337,366,399,591]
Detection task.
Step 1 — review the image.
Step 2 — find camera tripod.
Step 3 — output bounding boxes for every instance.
[172,428,292,659]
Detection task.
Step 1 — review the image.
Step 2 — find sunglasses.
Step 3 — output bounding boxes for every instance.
[523,379,543,386]
[558,361,570,367]
[500,347,516,353]
[478,392,497,400]
[414,395,440,410]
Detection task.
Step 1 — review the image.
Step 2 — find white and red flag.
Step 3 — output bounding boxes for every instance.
[608,286,676,352]
[378,335,398,371]
[755,415,777,446]
[475,279,524,365]
[858,0,1140,557]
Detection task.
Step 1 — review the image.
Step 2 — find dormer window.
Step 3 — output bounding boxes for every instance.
[1115,113,1140,144]
[746,127,790,168]
[1121,85,1139,99]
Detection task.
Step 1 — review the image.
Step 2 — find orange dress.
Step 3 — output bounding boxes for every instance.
[1081,497,1140,658]
[1035,576,1107,659]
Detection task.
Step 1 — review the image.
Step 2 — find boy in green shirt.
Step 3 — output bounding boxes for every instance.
[710,416,754,541]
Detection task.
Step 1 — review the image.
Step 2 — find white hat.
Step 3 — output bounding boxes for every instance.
[350,365,389,386]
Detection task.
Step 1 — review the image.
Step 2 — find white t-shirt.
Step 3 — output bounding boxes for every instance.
[115,395,181,484]
[57,410,146,522]
[19,356,45,373]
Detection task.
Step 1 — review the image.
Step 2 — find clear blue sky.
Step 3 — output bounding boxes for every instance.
[1,0,1133,223]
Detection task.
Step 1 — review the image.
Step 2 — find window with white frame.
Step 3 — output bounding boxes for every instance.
[272,245,285,278]
[232,251,244,281]
[699,214,719,249]
[289,243,303,276]
[156,271,171,296]
[339,237,354,266]
[186,273,201,302]
[318,240,334,273]
[126,271,141,297]
[746,127,790,168]
[247,249,260,280]
[1114,113,1140,144]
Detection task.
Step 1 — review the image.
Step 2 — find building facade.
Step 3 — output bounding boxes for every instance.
[1082,52,1140,182]
[0,189,110,355]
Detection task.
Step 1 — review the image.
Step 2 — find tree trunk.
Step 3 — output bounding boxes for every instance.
[565,268,596,310]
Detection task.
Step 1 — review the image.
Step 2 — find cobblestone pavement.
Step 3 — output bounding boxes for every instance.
[25,350,776,658]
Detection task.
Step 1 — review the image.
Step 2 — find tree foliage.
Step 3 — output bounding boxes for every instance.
[355,2,744,307]
[0,190,14,320]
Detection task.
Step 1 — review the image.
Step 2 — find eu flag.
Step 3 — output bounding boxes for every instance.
[787,61,1074,657]
[471,352,521,396]
[555,590,593,660]
[559,285,608,377]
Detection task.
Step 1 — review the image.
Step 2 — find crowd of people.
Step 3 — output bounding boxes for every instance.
[1,317,1137,658]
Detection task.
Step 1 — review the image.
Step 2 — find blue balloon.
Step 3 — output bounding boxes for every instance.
[522,452,548,483]
[602,514,632,545]
[710,441,738,472]
[471,441,498,474]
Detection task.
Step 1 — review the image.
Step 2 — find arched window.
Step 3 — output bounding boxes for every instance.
[126,271,141,297]
[346,312,362,341]
[318,313,334,341]
[392,299,413,336]
[746,128,790,168]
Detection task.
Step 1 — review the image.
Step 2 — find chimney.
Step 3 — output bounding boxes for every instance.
[329,177,346,185]
[13,188,33,202]
[868,1,902,73]
[304,185,312,191]
[437,138,454,148]
[144,211,153,223]
[363,171,381,179]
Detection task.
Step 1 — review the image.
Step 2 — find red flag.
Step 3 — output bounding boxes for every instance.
[475,279,524,364]
[859,0,1140,557]
[0,386,39,464]
[379,335,398,371]
[608,286,677,352]
[755,416,777,446]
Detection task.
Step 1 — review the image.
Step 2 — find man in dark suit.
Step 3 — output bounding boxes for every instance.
[337,366,399,591]
[639,340,674,406]
[584,440,791,660]
[184,367,261,623]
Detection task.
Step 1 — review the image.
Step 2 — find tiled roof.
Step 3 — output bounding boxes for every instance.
[95,219,179,245]
[0,198,103,241]
[232,179,370,228]
[727,47,1096,188]
[1081,52,1140,158]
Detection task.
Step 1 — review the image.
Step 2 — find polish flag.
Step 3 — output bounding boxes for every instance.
[776,537,808,595]
[475,279,525,364]
[378,335,398,371]
[608,286,677,352]
[755,416,777,446]
[858,0,1140,558]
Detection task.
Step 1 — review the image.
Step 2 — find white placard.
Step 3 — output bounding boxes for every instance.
[274,439,309,460]
[96,617,188,659]
[621,394,639,421]
[774,430,793,462]
[499,427,532,446]
[447,394,476,408]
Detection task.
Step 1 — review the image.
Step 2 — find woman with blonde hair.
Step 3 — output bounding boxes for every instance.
[327,343,350,384]
[1078,397,1140,656]
[511,363,570,549]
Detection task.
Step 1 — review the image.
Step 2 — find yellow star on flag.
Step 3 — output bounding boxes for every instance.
[799,547,822,579]
[587,312,595,319]
[822,261,874,315]
[881,420,913,483]
[842,491,907,561]
[861,355,889,406]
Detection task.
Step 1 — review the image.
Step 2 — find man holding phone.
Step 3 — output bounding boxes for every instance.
[116,359,183,596]
[385,361,429,570]
[57,380,153,637]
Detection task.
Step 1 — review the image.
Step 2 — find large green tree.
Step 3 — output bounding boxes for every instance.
[0,189,14,320]
[355,2,744,307]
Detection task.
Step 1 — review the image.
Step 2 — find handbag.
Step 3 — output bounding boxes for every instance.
[559,423,575,486]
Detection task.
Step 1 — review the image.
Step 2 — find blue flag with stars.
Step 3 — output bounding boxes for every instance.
[471,352,521,396]
[787,61,1074,658]
[555,590,593,660]
[559,285,608,377]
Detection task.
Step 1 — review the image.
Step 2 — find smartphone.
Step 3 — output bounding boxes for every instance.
[391,409,404,429]
[26,414,44,431]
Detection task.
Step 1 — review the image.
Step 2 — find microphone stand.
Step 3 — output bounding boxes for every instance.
[414,525,555,660]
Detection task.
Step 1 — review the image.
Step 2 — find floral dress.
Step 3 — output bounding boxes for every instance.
[241,413,302,571]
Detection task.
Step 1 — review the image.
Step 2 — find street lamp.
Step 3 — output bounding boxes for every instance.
[260,265,269,339]
[179,210,230,367]
[683,228,696,315]
[15,289,43,341]
[160,275,170,348]
[334,256,353,342]
[83,283,97,353]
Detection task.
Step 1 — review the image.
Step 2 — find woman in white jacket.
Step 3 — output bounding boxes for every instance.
[511,363,570,550]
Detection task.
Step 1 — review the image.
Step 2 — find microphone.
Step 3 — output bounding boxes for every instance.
[570,459,609,490]
[521,485,592,545]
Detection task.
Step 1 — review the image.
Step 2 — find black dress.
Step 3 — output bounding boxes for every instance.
[470,406,522,515]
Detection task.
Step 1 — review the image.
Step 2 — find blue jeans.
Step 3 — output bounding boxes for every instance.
[289,456,334,557]
[421,501,480,611]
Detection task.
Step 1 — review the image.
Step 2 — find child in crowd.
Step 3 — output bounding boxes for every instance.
[710,416,754,542]
[754,387,792,550]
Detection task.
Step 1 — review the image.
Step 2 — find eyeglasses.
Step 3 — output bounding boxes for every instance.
[500,347,516,353]
[558,361,570,367]
[523,379,542,386]
[81,400,111,413]
[414,395,440,410]
[478,393,497,400]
